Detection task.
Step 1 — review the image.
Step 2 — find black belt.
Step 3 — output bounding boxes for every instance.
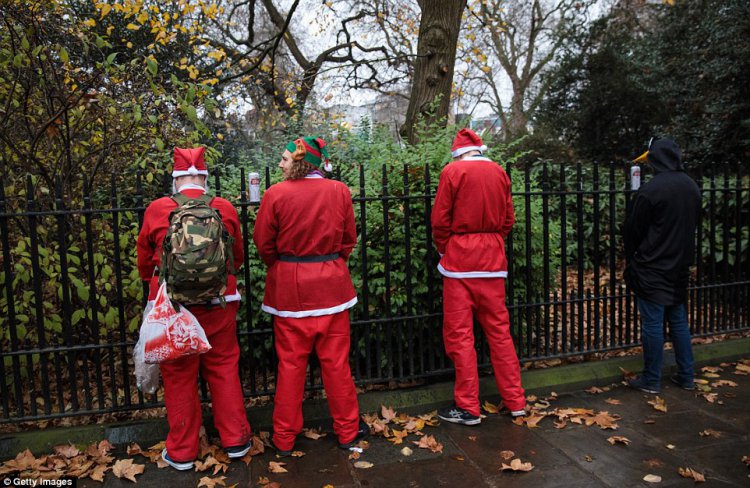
[279,253,339,263]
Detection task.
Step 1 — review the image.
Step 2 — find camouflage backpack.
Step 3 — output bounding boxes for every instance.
[160,193,234,306]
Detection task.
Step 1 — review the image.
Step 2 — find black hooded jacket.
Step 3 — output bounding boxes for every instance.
[623,139,701,305]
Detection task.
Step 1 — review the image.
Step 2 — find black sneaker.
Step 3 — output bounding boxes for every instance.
[669,374,696,391]
[510,409,527,419]
[225,440,252,459]
[339,420,369,449]
[627,376,660,394]
[270,438,292,458]
[437,405,481,426]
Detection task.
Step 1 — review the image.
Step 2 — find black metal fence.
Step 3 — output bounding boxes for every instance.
[1,161,748,422]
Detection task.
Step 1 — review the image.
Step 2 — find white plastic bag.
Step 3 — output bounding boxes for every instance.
[134,301,160,394]
[142,282,211,363]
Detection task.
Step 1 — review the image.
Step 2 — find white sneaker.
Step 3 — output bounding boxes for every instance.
[161,448,194,471]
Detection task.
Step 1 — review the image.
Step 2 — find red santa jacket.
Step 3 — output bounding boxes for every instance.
[252,175,357,317]
[136,186,243,303]
[431,155,515,278]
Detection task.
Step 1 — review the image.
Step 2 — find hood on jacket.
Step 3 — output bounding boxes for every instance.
[635,138,683,173]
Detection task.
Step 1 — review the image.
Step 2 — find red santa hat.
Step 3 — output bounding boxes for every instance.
[451,128,487,158]
[172,147,208,178]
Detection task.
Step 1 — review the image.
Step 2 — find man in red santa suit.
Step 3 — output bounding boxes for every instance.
[432,129,526,426]
[253,137,367,456]
[136,147,252,470]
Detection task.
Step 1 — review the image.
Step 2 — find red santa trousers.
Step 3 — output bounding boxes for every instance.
[160,302,251,461]
[272,311,359,451]
[442,277,525,416]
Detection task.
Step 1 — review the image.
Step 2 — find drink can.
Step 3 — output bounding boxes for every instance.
[630,165,641,191]
[248,172,261,202]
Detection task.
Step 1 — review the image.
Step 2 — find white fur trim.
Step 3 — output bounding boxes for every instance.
[172,167,209,177]
[261,296,358,317]
[462,156,493,162]
[323,162,333,172]
[437,263,507,278]
[451,145,487,158]
[304,174,324,179]
[175,183,207,192]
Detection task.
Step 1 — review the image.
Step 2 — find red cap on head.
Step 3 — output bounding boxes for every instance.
[451,129,487,158]
[172,147,208,177]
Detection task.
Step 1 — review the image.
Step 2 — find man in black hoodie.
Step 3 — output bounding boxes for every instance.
[623,138,701,394]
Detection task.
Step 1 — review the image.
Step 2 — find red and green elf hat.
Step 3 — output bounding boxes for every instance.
[286,137,332,172]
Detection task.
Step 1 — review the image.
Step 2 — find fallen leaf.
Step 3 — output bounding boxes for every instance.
[127,443,142,456]
[741,455,749,466]
[500,458,534,472]
[648,397,668,413]
[666,444,676,450]
[500,450,515,460]
[607,436,631,446]
[381,405,397,423]
[388,429,408,445]
[482,400,501,414]
[268,461,287,473]
[468,436,477,442]
[257,476,270,485]
[291,451,305,457]
[412,435,443,453]
[698,429,722,438]
[354,461,374,469]
[619,367,636,379]
[702,373,720,378]
[710,380,738,388]
[694,379,709,385]
[553,419,567,429]
[587,411,620,430]
[198,476,227,488]
[348,450,360,460]
[400,447,413,456]
[88,464,109,482]
[701,366,722,373]
[148,441,166,451]
[53,444,80,458]
[604,398,622,405]
[643,474,662,483]
[735,363,750,373]
[699,393,718,403]
[302,427,326,440]
[643,419,656,424]
[585,386,604,394]
[584,455,593,462]
[195,455,221,473]
[112,459,145,482]
[678,466,705,482]
[526,395,538,402]
[452,455,465,461]
[644,458,665,469]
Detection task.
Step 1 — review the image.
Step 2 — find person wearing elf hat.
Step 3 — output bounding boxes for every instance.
[624,137,700,394]
[136,147,252,470]
[253,137,367,455]
[431,128,526,426]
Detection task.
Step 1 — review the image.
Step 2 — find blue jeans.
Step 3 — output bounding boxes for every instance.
[637,298,695,388]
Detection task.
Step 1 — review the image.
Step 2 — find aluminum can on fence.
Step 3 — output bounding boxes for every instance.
[248,172,261,202]
[630,164,641,191]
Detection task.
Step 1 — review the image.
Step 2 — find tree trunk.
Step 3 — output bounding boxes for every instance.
[401,0,466,144]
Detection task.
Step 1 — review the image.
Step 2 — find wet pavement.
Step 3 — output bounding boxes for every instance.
[74,361,749,488]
